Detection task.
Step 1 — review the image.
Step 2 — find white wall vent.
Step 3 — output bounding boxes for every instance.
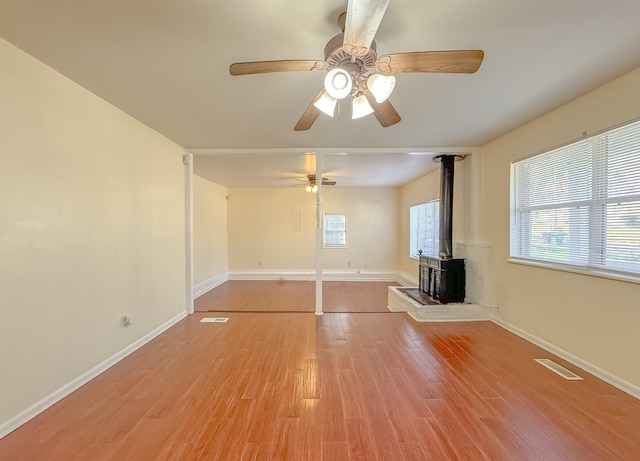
[535,359,583,380]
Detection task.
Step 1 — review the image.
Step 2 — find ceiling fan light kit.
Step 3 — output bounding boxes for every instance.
[324,68,353,99]
[367,73,395,103]
[313,92,338,117]
[352,94,375,119]
[230,0,484,131]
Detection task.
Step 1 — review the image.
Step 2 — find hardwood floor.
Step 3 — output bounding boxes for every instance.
[1,311,639,460]
[194,280,397,313]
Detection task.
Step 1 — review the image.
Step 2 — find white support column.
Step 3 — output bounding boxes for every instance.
[315,153,323,316]
[184,152,194,315]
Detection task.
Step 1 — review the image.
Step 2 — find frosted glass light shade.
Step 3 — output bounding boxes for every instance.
[313,93,337,117]
[351,95,374,119]
[324,68,353,100]
[367,73,395,103]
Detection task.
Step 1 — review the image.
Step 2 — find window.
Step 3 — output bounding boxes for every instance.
[409,200,439,258]
[510,119,640,279]
[323,213,346,248]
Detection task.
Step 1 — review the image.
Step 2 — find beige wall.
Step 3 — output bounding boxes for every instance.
[227,188,316,270]
[398,161,467,279]
[227,187,399,271]
[322,187,400,271]
[479,67,640,387]
[0,39,187,426]
[193,174,228,285]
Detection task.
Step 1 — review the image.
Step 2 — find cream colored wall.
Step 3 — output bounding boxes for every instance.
[193,174,228,285]
[0,39,187,426]
[227,187,399,271]
[398,161,467,279]
[322,187,400,270]
[479,67,640,387]
[227,188,316,269]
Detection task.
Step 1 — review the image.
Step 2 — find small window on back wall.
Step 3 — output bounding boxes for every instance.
[323,213,347,248]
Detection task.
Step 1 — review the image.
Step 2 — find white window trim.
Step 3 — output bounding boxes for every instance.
[323,213,347,249]
[510,118,640,283]
[508,257,640,285]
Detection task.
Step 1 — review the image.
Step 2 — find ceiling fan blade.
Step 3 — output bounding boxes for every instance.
[363,89,401,127]
[343,0,390,57]
[376,50,484,74]
[322,181,337,186]
[294,89,325,131]
[230,60,327,76]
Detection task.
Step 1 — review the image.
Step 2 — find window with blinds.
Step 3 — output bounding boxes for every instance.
[510,119,640,279]
[409,200,439,258]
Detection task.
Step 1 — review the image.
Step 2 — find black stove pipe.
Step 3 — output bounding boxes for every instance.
[435,155,458,259]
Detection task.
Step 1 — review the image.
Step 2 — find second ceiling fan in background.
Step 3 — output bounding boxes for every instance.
[229,0,484,131]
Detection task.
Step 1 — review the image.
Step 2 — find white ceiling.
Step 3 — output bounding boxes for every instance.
[192,150,456,188]
[2,0,640,187]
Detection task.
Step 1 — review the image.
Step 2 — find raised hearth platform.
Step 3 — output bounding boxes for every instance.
[388,286,497,322]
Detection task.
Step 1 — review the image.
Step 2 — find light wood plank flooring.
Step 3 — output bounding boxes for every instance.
[1,311,639,460]
[195,280,397,313]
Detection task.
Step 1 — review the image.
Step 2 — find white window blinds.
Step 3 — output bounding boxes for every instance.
[510,119,640,277]
[409,201,439,258]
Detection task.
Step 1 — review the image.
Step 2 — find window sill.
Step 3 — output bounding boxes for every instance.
[508,258,640,285]
[410,253,439,260]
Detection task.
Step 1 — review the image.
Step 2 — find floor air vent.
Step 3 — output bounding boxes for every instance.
[200,317,229,323]
[535,359,583,380]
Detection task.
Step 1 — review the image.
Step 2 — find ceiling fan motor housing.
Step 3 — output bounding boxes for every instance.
[324,33,377,72]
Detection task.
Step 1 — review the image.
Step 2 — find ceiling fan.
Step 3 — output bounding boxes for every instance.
[229,0,484,131]
[295,174,337,192]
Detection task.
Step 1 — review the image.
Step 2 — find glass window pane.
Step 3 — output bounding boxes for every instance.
[409,200,439,257]
[604,201,640,271]
[323,214,346,248]
[510,119,640,278]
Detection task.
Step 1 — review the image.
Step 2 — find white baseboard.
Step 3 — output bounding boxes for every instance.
[491,315,640,400]
[227,269,401,282]
[192,273,228,299]
[395,271,418,287]
[0,311,187,439]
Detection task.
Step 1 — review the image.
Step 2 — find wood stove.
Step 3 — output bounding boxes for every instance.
[418,154,466,304]
[418,254,465,303]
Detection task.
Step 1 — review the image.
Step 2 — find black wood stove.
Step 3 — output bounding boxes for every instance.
[417,154,465,304]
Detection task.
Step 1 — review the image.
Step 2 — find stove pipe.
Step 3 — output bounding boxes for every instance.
[434,154,463,259]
